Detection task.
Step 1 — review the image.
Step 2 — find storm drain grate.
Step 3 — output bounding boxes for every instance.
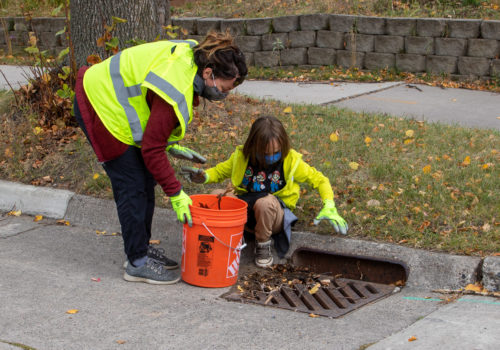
[223,277,395,318]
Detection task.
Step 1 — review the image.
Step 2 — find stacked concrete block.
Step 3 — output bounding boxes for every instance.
[492,60,500,77]
[254,51,279,67]
[300,14,329,31]
[308,47,335,66]
[447,19,481,39]
[272,16,299,33]
[386,18,416,36]
[480,20,500,40]
[467,39,499,58]
[458,57,490,76]
[220,19,245,36]
[435,38,467,57]
[280,48,308,65]
[329,14,356,33]
[246,18,272,35]
[416,18,446,37]
[396,54,426,72]
[289,31,315,48]
[356,16,386,35]
[364,52,395,70]
[261,33,289,51]
[316,30,344,49]
[345,33,374,52]
[405,36,434,55]
[337,51,364,69]
[171,17,198,35]
[375,35,404,53]
[196,18,221,35]
[426,55,458,74]
[234,36,261,53]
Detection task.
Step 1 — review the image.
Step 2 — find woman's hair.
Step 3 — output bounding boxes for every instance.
[243,116,291,168]
[193,31,247,86]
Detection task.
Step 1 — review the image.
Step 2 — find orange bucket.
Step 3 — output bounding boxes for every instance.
[181,194,248,288]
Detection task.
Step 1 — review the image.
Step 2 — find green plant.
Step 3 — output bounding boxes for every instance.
[272,37,285,66]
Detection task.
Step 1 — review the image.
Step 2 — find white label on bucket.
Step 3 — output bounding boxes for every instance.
[226,232,243,279]
[181,226,187,273]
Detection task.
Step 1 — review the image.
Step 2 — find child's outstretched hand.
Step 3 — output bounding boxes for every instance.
[313,199,348,235]
[179,166,209,184]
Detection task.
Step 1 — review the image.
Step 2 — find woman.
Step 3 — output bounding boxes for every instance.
[73,31,247,284]
[181,116,348,268]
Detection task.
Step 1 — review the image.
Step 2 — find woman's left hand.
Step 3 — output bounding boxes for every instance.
[167,144,206,163]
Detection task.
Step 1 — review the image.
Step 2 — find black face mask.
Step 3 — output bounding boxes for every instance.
[193,74,228,101]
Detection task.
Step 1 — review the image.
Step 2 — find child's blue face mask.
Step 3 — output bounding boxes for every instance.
[265,151,282,165]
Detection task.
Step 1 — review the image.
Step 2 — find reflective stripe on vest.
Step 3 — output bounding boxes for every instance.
[109,39,197,144]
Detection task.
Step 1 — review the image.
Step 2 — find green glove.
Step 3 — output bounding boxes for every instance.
[313,199,348,235]
[170,190,193,227]
[179,166,209,184]
[167,144,206,164]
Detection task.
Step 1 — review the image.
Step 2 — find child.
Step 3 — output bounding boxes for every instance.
[181,116,348,267]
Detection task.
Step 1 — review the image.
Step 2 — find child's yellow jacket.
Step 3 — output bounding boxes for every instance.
[205,145,334,209]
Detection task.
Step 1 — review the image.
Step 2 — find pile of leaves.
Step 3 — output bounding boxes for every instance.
[236,264,336,300]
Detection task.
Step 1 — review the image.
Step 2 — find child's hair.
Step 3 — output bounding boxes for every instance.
[243,116,291,168]
[193,31,247,86]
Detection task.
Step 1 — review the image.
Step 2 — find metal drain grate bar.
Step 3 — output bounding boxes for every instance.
[224,277,396,318]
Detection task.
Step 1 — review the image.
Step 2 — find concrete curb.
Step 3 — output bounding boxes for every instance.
[0,180,73,218]
[0,179,496,291]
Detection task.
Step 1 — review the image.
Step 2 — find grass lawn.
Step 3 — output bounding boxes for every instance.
[1,90,498,256]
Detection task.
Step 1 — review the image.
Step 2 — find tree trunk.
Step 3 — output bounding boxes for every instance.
[70,0,170,67]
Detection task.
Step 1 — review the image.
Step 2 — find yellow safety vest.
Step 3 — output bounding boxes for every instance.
[83,40,198,146]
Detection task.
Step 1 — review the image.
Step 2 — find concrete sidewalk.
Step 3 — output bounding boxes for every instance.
[1,180,499,349]
[234,80,500,130]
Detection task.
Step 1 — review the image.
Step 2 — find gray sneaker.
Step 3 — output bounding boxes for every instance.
[123,246,179,269]
[255,240,273,268]
[123,258,181,285]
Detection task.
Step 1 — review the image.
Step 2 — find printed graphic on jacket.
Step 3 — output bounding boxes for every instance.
[242,162,286,194]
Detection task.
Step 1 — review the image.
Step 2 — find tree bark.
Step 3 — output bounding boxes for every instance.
[70,0,170,67]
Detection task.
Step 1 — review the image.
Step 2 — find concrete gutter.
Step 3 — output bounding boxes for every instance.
[1,179,496,291]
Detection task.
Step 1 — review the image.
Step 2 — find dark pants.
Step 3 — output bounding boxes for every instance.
[74,98,156,262]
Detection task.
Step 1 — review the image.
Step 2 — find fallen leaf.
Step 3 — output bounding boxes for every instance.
[329,133,338,142]
[34,215,43,222]
[91,277,101,282]
[422,165,431,174]
[66,309,79,314]
[364,136,372,144]
[57,220,70,226]
[237,285,244,293]
[366,199,381,207]
[7,210,22,216]
[116,340,126,345]
[465,283,483,293]
[462,156,471,166]
[309,283,321,294]
[408,336,417,342]
[398,239,408,244]
[349,162,359,170]
[309,313,320,318]
[93,173,100,180]
[33,126,43,135]
[149,239,161,245]
[405,129,414,137]
[283,106,292,114]
[482,223,491,232]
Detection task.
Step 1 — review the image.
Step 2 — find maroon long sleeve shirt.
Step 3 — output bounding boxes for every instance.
[75,66,198,196]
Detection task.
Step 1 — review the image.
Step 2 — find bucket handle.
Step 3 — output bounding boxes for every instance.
[201,222,247,251]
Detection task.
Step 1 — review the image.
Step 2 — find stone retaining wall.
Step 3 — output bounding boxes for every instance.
[1,15,498,79]
[173,14,500,79]
[0,17,67,56]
